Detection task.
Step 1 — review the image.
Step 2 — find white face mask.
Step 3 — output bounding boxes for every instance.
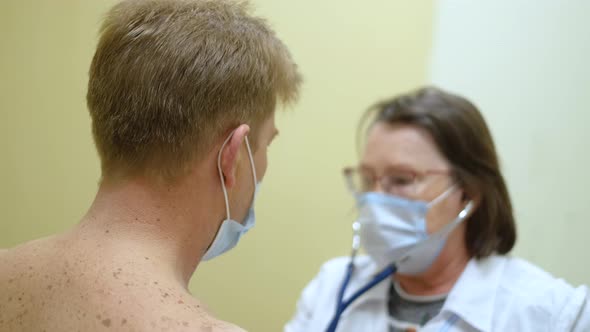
[357,187,474,275]
[202,131,259,261]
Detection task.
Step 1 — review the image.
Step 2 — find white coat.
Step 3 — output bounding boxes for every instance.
[285,255,590,332]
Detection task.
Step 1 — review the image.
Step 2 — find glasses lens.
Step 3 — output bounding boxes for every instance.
[383,170,416,196]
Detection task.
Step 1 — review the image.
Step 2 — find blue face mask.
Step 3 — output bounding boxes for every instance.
[202,131,259,261]
[357,187,474,275]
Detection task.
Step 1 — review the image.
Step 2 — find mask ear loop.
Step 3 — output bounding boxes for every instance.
[243,136,258,192]
[433,200,476,239]
[217,129,259,221]
[425,185,474,239]
[427,185,457,208]
[217,130,236,220]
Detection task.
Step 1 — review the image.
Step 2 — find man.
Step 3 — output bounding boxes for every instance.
[0,0,301,331]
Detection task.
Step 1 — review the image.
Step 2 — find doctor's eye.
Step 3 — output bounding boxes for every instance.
[359,174,375,191]
[382,171,417,195]
[389,174,415,186]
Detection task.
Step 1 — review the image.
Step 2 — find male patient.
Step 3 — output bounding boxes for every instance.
[0,0,300,331]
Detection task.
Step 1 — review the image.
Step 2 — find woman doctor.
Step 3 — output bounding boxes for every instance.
[284,87,590,332]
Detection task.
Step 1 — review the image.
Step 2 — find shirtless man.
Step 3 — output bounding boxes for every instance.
[0,0,301,331]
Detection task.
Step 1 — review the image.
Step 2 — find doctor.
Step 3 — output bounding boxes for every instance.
[285,86,590,332]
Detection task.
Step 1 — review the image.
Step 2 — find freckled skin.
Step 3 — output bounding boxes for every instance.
[0,235,245,332]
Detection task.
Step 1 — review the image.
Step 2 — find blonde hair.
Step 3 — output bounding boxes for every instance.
[87,0,301,180]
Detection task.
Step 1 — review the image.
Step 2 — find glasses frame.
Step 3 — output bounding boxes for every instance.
[343,166,452,196]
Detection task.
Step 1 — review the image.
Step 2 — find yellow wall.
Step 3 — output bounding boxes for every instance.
[0,1,433,331]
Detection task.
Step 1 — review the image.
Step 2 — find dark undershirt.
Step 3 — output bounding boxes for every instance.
[388,282,446,332]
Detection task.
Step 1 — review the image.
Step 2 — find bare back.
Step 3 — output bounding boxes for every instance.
[0,234,245,332]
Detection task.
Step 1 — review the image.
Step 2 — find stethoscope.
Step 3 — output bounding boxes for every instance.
[324,176,400,332]
[324,199,474,332]
[324,220,398,332]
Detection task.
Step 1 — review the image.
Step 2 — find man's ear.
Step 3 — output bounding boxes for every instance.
[219,124,250,189]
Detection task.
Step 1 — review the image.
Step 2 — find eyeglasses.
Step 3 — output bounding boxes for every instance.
[343,166,451,197]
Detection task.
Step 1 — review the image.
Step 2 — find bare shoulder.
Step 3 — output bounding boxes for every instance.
[106,294,247,332]
[0,237,48,279]
[0,247,10,281]
[1,236,248,332]
[0,247,9,265]
[210,321,248,332]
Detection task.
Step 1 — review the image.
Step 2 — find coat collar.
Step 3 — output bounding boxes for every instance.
[342,255,505,332]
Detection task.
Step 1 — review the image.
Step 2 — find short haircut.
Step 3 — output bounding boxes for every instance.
[87,0,301,180]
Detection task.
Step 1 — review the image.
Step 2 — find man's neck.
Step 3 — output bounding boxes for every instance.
[395,231,470,296]
[78,174,223,288]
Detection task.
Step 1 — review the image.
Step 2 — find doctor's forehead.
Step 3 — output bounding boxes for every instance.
[362,123,450,170]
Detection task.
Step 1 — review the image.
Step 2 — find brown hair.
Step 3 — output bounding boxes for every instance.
[87,0,301,180]
[363,86,516,258]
